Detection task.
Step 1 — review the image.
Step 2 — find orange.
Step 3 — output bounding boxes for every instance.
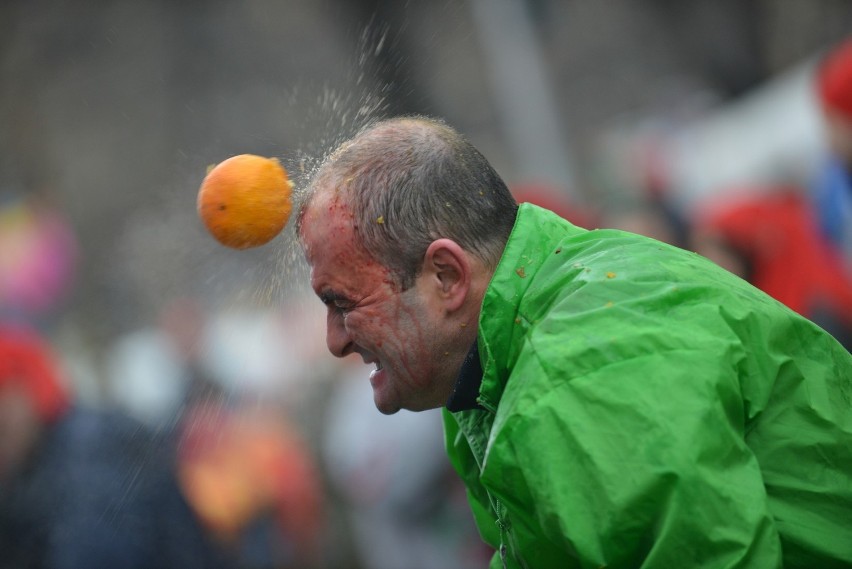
[197,154,293,249]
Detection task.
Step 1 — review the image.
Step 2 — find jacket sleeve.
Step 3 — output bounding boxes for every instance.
[487,321,784,568]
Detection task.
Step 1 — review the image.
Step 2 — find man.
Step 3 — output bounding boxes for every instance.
[297,116,852,568]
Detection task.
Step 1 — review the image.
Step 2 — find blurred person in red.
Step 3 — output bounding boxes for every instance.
[0,323,238,569]
[811,37,852,270]
[691,186,852,349]
[176,399,325,569]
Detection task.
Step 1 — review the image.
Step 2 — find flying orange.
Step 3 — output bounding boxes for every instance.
[197,154,293,249]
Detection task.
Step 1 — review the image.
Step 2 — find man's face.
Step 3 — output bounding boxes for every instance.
[300,191,453,414]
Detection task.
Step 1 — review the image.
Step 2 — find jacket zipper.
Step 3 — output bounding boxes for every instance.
[474,397,528,567]
[494,498,530,569]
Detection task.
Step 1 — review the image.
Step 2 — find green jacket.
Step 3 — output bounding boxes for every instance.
[443,204,852,568]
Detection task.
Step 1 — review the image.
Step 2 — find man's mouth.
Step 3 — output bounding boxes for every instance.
[369,363,385,388]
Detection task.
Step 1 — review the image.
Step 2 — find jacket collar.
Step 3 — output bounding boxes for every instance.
[476,203,587,410]
[446,341,484,411]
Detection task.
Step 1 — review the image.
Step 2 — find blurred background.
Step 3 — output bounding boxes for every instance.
[1,1,851,568]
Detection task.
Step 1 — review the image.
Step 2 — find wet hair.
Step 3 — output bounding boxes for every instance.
[299,116,518,290]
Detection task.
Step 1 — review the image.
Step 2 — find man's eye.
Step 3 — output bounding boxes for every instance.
[322,296,352,314]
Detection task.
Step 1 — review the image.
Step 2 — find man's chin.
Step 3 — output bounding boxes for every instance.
[372,395,401,415]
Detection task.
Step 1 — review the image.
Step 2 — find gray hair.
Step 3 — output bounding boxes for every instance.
[299,116,518,290]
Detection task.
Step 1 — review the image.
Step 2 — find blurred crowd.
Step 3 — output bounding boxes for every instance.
[0,296,488,568]
[1,11,851,569]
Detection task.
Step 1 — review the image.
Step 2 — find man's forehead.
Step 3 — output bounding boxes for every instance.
[304,188,348,220]
[302,190,385,289]
[302,192,373,273]
[301,191,354,246]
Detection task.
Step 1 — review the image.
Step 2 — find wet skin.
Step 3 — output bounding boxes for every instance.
[300,191,478,414]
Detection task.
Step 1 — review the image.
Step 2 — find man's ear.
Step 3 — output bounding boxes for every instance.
[422,239,471,312]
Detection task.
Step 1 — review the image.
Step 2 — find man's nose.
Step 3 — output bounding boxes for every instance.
[326,312,354,358]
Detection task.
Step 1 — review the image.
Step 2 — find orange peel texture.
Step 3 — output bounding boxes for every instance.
[197,154,293,249]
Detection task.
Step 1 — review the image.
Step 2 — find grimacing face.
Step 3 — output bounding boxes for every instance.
[299,191,461,414]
